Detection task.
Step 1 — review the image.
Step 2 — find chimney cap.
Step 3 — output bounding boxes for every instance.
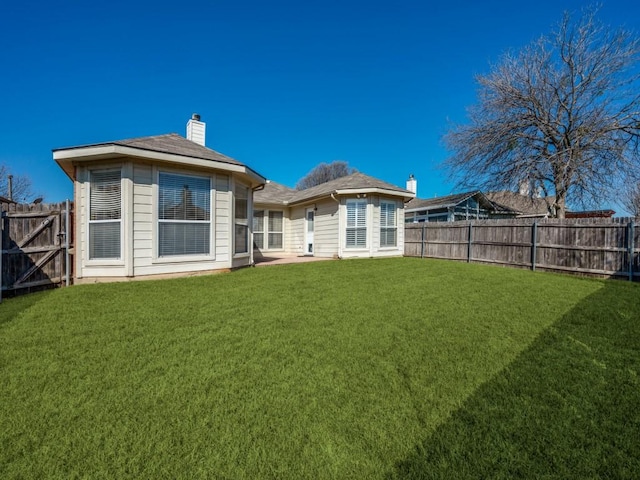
[192,113,201,121]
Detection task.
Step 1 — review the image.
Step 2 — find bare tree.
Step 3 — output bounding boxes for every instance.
[0,165,34,202]
[444,6,640,218]
[295,161,357,190]
[622,181,640,217]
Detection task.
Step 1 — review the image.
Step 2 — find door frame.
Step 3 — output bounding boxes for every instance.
[305,207,314,256]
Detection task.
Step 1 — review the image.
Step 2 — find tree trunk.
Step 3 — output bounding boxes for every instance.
[555,195,566,219]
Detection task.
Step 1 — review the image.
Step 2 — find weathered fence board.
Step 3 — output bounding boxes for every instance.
[405,217,639,280]
[1,201,73,298]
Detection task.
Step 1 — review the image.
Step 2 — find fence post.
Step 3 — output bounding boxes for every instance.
[420,224,426,258]
[467,222,473,263]
[531,221,538,271]
[628,220,635,282]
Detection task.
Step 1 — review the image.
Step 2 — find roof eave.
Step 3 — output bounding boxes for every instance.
[288,187,414,206]
[334,187,415,198]
[53,144,266,185]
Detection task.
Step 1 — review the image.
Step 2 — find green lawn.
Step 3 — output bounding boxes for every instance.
[1,258,638,479]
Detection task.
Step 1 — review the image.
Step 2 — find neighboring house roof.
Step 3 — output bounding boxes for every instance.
[0,195,17,204]
[485,191,552,216]
[405,190,499,212]
[53,133,266,186]
[287,172,414,205]
[254,181,297,205]
[565,209,616,218]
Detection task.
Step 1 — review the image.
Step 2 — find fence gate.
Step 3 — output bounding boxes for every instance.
[1,201,72,299]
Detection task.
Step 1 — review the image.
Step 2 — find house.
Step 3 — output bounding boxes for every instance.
[54,115,266,282]
[404,190,512,223]
[485,191,554,218]
[253,173,415,259]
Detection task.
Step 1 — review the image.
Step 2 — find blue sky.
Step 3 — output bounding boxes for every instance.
[1,0,638,206]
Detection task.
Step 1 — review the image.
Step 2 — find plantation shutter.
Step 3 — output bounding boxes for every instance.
[346,200,367,248]
[158,172,211,256]
[380,201,397,247]
[89,170,121,259]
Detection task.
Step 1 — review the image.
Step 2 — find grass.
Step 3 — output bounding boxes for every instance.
[1,257,638,479]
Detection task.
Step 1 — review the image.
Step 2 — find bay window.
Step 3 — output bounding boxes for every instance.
[346,199,367,248]
[380,201,397,247]
[158,172,211,257]
[89,169,121,260]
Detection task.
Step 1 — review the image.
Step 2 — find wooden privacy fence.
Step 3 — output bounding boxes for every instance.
[405,218,640,281]
[1,201,73,299]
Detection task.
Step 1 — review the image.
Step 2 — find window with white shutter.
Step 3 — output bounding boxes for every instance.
[380,201,397,247]
[158,172,211,257]
[89,169,121,260]
[346,199,367,248]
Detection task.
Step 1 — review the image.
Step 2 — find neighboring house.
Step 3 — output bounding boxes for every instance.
[486,191,617,219]
[404,191,512,223]
[253,173,415,259]
[54,115,266,282]
[485,191,554,218]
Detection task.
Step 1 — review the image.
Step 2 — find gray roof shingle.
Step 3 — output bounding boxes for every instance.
[254,181,297,205]
[405,191,482,211]
[57,133,244,166]
[288,172,413,204]
[485,191,552,215]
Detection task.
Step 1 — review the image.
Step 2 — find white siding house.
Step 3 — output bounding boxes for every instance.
[254,173,414,259]
[54,116,266,283]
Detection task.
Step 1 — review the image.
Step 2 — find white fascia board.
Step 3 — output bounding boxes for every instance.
[334,187,415,199]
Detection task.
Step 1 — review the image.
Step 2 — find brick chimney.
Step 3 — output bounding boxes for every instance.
[186,113,206,146]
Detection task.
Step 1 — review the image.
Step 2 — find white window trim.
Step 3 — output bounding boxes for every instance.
[233,181,251,258]
[267,210,284,250]
[253,208,285,251]
[380,200,398,249]
[152,168,216,264]
[345,198,368,249]
[253,209,265,250]
[86,167,124,266]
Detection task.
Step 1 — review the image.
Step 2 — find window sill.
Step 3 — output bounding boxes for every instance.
[85,259,125,266]
[153,254,215,264]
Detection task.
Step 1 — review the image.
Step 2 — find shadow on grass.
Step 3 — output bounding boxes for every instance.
[389,279,640,480]
[0,289,53,328]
